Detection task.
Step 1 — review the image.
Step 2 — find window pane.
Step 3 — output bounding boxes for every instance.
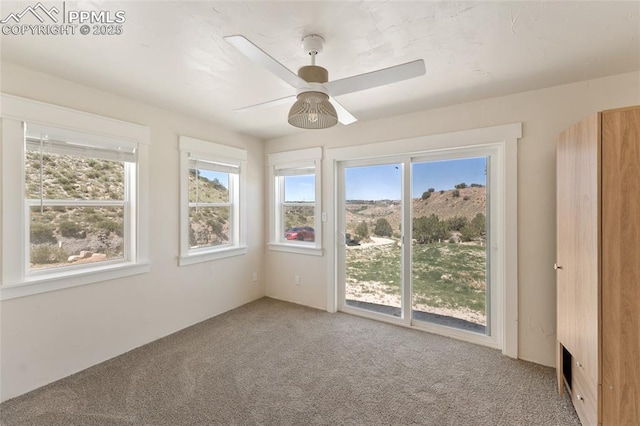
[283,205,315,242]
[189,206,230,248]
[25,150,124,200]
[411,157,488,333]
[29,206,124,270]
[344,164,402,316]
[284,174,314,202]
[189,168,229,203]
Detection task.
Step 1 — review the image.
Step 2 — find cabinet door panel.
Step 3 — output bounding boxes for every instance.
[602,107,640,425]
[556,113,600,383]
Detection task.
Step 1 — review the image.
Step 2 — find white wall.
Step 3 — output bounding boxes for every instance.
[264,71,640,367]
[1,63,638,402]
[0,62,265,402]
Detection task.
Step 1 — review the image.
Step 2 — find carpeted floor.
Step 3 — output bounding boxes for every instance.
[0,297,579,425]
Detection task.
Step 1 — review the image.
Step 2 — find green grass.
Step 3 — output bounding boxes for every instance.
[413,243,486,313]
[346,242,486,314]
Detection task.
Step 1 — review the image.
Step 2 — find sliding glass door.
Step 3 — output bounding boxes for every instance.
[411,157,489,334]
[339,152,494,343]
[343,163,403,317]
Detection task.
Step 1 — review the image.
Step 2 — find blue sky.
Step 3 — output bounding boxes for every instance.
[201,158,486,202]
[199,170,228,188]
[345,157,487,200]
[285,175,315,202]
[412,157,486,196]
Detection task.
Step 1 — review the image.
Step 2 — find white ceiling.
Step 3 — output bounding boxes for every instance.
[1,1,639,140]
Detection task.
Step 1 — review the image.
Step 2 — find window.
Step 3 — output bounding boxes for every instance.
[25,124,136,271]
[268,147,322,255]
[179,136,247,265]
[1,94,150,300]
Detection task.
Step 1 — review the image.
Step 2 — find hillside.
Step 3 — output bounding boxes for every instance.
[413,186,486,221]
[187,170,230,248]
[346,186,486,237]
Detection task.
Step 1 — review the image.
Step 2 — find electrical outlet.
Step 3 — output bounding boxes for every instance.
[252,272,258,282]
[295,275,300,285]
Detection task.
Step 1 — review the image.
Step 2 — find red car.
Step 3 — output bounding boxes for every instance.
[285,226,315,241]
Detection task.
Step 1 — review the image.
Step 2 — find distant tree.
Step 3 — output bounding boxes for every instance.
[97,220,121,236]
[471,213,486,237]
[455,183,467,189]
[428,188,435,193]
[439,190,445,194]
[452,189,460,198]
[413,214,448,244]
[470,183,484,188]
[460,213,486,242]
[460,224,477,242]
[421,191,431,200]
[30,223,57,244]
[206,218,224,239]
[463,196,470,201]
[59,221,82,238]
[355,221,370,240]
[446,216,468,232]
[373,218,393,237]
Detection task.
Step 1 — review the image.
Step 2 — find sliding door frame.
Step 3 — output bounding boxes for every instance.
[408,147,498,348]
[325,123,521,358]
[336,156,411,327]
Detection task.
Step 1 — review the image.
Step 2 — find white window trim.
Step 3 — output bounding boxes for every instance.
[267,147,323,256]
[325,123,521,359]
[178,136,247,266]
[0,94,150,300]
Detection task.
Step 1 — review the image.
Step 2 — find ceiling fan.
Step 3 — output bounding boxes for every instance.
[224,34,426,129]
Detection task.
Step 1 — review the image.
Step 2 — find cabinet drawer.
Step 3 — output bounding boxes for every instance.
[572,358,597,426]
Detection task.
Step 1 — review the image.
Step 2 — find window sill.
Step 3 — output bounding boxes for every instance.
[1,261,150,300]
[267,243,324,257]
[178,246,248,266]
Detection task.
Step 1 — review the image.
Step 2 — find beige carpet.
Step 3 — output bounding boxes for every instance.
[1,297,579,425]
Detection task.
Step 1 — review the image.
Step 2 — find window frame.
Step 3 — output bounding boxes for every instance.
[178,136,247,266]
[268,147,323,256]
[1,94,150,300]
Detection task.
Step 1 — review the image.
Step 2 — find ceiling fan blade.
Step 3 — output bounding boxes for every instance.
[329,97,358,125]
[224,35,310,90]
[234,95,297,111]
[325,59,426,97]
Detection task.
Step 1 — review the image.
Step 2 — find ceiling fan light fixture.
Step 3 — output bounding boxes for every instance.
[287,91,338,129]
[225,34,426,129]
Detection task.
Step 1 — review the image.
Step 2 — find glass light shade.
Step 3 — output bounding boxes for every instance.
[287,92,338,129]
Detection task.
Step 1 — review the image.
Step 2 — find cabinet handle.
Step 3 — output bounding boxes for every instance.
[554,263,563,270]
[576,361,582,368]
[576,394,584,401]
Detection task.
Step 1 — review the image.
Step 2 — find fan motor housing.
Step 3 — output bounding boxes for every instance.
[298,65,329,84]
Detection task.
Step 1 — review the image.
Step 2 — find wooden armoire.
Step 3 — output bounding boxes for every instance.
[556,106,640,426]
